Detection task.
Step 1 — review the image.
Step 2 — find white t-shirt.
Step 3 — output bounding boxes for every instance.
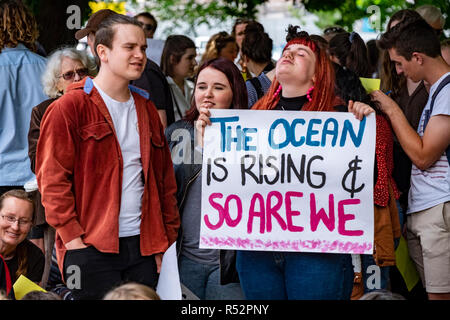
[407,72,450,214]
[94,81,144,236]
[167,76,193,121]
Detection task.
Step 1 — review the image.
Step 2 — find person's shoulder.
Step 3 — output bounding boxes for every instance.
[23,240,44,260]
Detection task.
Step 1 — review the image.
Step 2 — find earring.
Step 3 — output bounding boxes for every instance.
[306,86,314,102]
[273,85,282,98]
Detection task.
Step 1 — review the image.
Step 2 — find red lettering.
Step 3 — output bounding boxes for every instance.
[224,195,242,227]
[310,193,335,232]
[338,199,363,236]
[248,193,265,234]
[204,193,225,230]
[285,191,304,232]
[266,191,287,232]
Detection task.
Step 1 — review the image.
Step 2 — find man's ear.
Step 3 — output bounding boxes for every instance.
[96,44,108,63]
[412,52,425,65]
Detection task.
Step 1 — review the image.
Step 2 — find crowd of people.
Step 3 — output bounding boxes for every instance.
[0,0,449,301]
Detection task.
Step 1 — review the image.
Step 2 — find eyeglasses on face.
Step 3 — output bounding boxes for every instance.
[58,68,88,81]
[143,24,155,32]
[324,26,345,35]
[1,215,32,227]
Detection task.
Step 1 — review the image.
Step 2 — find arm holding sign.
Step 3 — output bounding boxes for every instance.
[371,90,450,170]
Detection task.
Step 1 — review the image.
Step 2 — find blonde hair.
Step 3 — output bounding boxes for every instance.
[200,31,236,65]
[103,283,161,300]
[41,46,97,98]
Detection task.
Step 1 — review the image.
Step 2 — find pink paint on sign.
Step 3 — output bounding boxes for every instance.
[200,236,372,253]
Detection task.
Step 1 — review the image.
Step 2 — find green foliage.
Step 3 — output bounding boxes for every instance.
[133,0,269,36]
[303,0,449,33]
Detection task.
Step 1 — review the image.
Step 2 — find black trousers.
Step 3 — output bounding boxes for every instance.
[63,235,158,300]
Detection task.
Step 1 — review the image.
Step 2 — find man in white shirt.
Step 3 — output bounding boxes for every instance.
[370,19,450,300]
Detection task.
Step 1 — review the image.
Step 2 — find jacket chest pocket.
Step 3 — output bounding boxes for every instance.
[78,122,113,141]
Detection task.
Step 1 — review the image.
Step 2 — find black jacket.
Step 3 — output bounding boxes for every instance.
[165,120,240,285]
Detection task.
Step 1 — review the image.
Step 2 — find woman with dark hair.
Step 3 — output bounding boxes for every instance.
[0,190,44,290]
[165,58,246,300]
[160,35,197,121]
[197,26,373,300]
[378,9,428,240]
[328,31,371,78]
[200,32,238,66]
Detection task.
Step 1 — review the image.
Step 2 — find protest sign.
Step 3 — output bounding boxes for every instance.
[200,109,376,254]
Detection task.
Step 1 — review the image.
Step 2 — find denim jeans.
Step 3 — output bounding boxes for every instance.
[178,254,245,300]
[236,250,353,300]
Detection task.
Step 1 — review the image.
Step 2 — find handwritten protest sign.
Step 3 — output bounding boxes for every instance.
[200,109,376,254]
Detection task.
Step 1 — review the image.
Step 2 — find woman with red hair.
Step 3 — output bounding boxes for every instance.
[197,26,373,299]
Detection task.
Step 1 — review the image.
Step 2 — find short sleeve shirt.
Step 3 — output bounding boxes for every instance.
[408,72,450,214]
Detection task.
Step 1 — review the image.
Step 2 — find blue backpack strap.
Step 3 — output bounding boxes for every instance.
[422,74,450,164]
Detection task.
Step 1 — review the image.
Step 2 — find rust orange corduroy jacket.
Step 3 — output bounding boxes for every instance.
[36,77,180,276]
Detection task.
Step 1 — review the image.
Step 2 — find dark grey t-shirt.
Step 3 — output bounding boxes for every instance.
[180,172,219,265]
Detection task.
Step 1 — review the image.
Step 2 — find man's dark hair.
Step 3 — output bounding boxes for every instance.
[378,18,441,60]
[241,22,272,64]
[94,14,143,59]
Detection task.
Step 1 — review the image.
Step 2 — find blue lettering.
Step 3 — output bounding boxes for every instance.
[269,118,291,149]
[321,118,339,147]
[243,128,257,151]
[340,117,366,147]
[210,116,239,152]
[306,119,322,146]
[291,118,306,147]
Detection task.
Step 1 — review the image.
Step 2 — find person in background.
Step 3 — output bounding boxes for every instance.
[27,46,96,289]
[328,31,371,78]
[135,12,158,39]
[367,39,380,78]
[416,5,446,39]
[231,18,252,74]
[103,282,160,300]
[0,0,47,197]
[21,290,61,300]
[441,39,450,66]
[160,35,197,122]
[242,22,275,108]
[165,58,246,300]
[0,190,44,286]
[200,32,238,66]
[322,25,346,42]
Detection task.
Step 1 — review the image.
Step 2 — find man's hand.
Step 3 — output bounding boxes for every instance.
[155,253,163,273]
[370,90,399,116]
[65,237,88,250]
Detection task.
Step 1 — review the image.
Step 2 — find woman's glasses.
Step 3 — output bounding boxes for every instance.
[1,214,31,227]
[58,68,88,81]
